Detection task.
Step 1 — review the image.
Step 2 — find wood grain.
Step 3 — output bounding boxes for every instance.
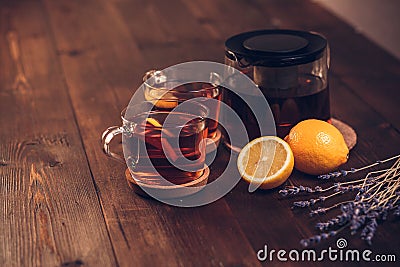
[42,0,261,266]
[168,0,400,262]
[1,0,400,266]
[0,1,116,266]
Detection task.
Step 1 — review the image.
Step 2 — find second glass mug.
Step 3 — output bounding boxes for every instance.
[143,70,222,142]
[102,101,210,186]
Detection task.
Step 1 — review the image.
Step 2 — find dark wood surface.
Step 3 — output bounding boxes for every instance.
[1,0,399,266]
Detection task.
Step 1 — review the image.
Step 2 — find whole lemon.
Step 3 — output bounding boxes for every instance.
[284,119,349,175]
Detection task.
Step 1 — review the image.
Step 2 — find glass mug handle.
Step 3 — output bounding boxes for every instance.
[101,126,125,164]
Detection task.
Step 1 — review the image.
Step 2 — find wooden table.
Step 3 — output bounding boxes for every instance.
[1,0,399,266]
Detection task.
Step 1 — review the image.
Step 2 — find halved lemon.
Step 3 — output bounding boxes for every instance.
[144,88,178,109]
[146,117,163,127]
[237,136,294,190]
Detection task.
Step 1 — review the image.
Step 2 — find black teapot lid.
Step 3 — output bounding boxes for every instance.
[225,29,327,67]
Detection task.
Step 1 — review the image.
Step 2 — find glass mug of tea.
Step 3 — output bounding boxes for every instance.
[143,70,222,151]
[101,101,210,189]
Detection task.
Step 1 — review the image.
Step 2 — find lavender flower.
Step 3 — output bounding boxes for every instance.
[310,207,327,216]
[293,200,314,208]
[318,169,355,180]
[300,231,337,247]
[293,196,328,208]
[279,185,322,197]
[361,218,378,245]
[334,184,361,192]
[317,154,400,180]
[341,203,354,213]
[393,206,400,217]
[315,213,351,231]
[282,154,400,247]
[350,214,366,234]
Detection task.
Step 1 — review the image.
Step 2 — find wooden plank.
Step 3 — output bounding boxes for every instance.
[43,0,262,265]
[114,0,223,67]
[2,0,399,265]
[178,0,400,259]
[118,0,400,261]
[0,1,116,266]
[182,0,279,44]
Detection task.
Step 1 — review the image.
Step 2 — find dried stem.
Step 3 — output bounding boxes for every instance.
[283,154,400,247]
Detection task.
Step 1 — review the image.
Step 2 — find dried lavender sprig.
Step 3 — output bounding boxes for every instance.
[292,198,320,208]
[279,185,323,196]
[292,192,342,209]
[314,203,353,231]
[318,168,356,180]
[300,231,335,248]
[315,212,351,231]
[310,200,353,217]
[295,154,400,247]
[361,218,378,245]
[334,184,362,193]
[358,160,400,205]
[373,171,400,209]
[281,177,379,198]
[394,205,400,217]
[367,194,399,213]
[317,154,400,179]
[349,159,400,239]
[350,214,367,234]
[310,207,327,216]
[301,224,349,248]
